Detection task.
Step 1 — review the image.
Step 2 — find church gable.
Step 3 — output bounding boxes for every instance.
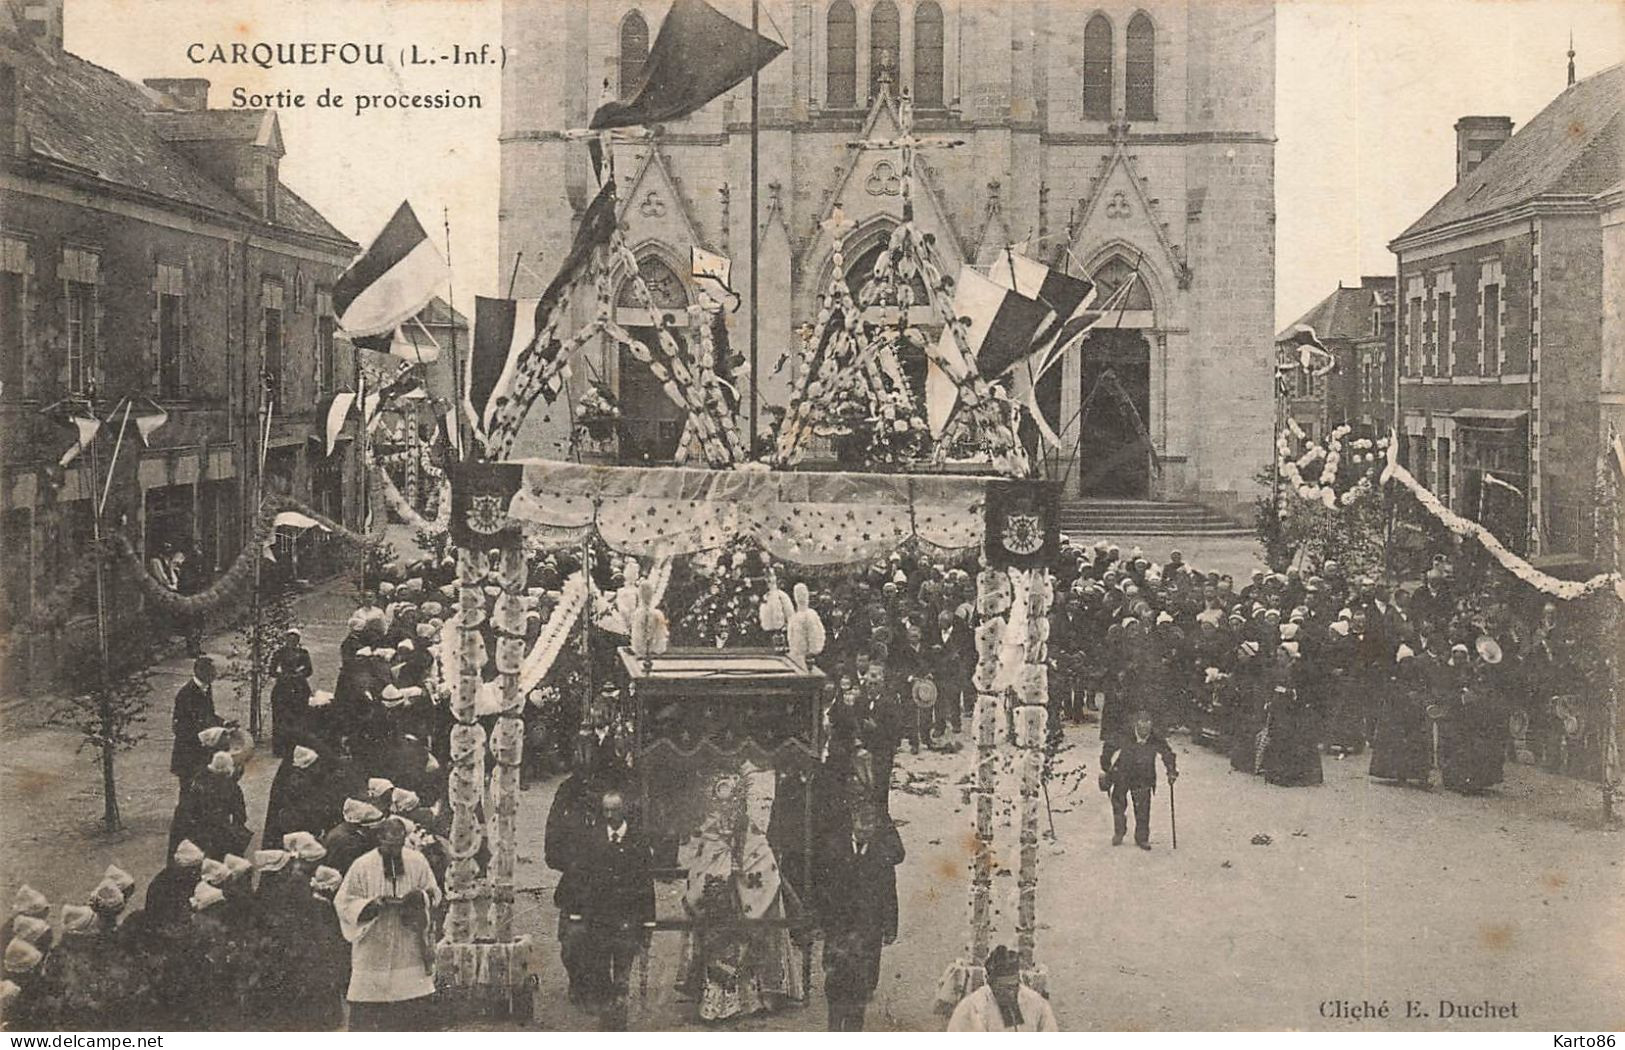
[800,91,966,299]
[615,146,708,257]
[1069,137,1191,291]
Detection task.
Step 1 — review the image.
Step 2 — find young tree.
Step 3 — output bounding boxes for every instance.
[51,632,154,832]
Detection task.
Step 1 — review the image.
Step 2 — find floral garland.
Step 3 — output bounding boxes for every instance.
[374,465,451,534]
[1276,419,1389,510]
[113,493,376,618]
[517,570,588,697]
[601,242,741,468]
[1378,439,1625,603]
[482,279,575,457]
[489,316,605,459]
[111,517,268,616]
[261,493,379,550]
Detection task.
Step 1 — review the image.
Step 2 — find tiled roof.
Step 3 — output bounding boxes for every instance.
[417,296,469,329]
[147,109,279,148]
[8,37,351,248]
[1397,64,1624,242]
[1277,285,1380,343]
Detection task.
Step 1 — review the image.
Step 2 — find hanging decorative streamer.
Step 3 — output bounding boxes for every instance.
[1378,438,1625,602]
[516,571,589,696]
[111,492,376,618]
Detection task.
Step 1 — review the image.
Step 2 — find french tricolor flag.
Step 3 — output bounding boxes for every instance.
[986,250,1097,380]
[333,203,448,339]
[925,266,1053,437]
[467,295,541,438]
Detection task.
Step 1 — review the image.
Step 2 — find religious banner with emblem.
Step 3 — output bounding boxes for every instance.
[983,478,1059,571]
[450,461,524,550]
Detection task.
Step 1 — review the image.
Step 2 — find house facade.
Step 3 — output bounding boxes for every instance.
[1389,65,1622,561]
[0,1,360,690]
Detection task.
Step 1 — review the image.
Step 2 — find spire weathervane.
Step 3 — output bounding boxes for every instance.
[1568,31,1576,87]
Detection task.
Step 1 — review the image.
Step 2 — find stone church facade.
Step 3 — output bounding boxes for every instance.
[500,0,1275,517]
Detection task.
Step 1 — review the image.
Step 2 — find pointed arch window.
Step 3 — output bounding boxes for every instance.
[1082,14,1113,121]
[869,0,900,101]
[826,1,857,108]
[913,1,945,108]
[1126,13,1156,121]
[619,12,649,100]
[1092,256,1154,312]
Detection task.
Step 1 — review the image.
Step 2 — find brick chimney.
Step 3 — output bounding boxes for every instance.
[143,77,210,111]
[1455,116,1514,182]
[18,0,63,50]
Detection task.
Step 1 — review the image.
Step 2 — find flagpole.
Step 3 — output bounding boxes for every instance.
[83,383,119,830]
[249,381,270,740]
[748,0,761,459]
[446,209,468,462]
[98,397,132,518]
[507,252,523,300]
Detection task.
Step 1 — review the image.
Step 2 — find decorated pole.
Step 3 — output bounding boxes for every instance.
[437,466,532,1009]
[1011,567,1053,989]
[934,558,1011,1013]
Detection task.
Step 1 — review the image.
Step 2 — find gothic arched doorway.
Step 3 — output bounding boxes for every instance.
[614,256,690,463]
[1073,256,1155,497]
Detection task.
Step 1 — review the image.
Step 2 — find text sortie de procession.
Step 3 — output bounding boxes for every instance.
[187,41,495,117]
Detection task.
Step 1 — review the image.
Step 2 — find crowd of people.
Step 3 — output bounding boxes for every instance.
[0,530,1609,1032]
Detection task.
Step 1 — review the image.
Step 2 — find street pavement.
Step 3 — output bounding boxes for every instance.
[3,532,1621,1031]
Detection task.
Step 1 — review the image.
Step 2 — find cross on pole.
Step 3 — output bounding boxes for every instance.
[844,89,965,222]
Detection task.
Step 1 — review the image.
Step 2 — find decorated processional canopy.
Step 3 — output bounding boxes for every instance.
[451,460,1058,569]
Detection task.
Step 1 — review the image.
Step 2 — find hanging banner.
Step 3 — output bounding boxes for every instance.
[449,461,524,550]
[983,478,1060,571]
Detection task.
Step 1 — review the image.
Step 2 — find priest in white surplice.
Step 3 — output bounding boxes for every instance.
[334,816,441,1030]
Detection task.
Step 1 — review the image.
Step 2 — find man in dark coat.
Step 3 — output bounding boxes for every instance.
[557,788,655,1030]
[814,803,901,1031]
[1100,710,1178,849]
[170,656,225,800]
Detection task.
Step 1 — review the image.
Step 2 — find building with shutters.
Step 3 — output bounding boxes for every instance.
[1388,63,1623,562]
[500,0,1275,517]
[0,0,360,691]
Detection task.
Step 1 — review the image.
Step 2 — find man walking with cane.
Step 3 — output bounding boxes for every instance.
[1099,709,1178,850]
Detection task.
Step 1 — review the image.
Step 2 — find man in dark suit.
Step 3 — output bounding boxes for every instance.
[170,656,225,800]
[928,608,971,739]
[814,803,902,1031]
[559,788,654,1030]
[543,737,619,1006]
[1099,709,1178,850]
